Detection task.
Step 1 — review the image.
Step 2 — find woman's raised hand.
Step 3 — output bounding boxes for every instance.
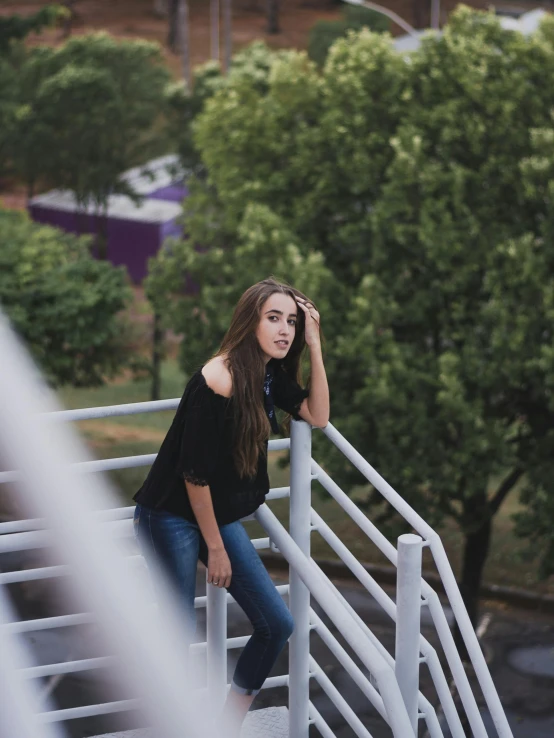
[296,297,321,347]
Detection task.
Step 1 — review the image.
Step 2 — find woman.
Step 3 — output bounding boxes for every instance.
[133,277,329,735]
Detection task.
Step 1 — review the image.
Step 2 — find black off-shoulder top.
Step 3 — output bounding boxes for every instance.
[133,359,310,526]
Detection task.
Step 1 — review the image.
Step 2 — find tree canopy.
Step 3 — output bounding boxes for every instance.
[0,208,133,387]
[0,5,66,181]
[13,33,172,205]
[0,5,64,54]
[147,7,554,616]
[308,3,390,67]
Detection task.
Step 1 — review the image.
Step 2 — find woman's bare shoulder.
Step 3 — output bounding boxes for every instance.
[201,356,233,398]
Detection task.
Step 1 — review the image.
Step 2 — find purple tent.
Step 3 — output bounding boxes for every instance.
[28,155,188,283]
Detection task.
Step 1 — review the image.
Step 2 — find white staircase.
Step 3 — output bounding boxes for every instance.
[90,708,289,738]
[0,311,513,738]
[242,707,289,738]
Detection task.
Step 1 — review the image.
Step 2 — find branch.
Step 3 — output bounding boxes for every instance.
[489,467,524,516]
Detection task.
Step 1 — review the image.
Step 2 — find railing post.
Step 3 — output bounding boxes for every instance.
[395,533,423,735]
[207,579,227,708]
[288,419,312,738]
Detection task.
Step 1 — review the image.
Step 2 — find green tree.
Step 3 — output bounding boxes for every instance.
[330,7,554,625]
[0,208,133,386]
[14,33,172,252]
[167,41,304,174]
[149,8,554,626]
[0,5,65,182]
[146,202,336,375]
[189,34,405,286]
[16,63,127,207]
[165,61,225,175]
[512,106,554,579]
[0,57,19,181]
[0,5,64,54]
[308,4,390,67]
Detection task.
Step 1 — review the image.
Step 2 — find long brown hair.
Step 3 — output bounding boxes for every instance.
[212,277,314,479]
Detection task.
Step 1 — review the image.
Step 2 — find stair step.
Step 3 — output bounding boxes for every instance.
[243,706,289,737]
[90,706,289,738]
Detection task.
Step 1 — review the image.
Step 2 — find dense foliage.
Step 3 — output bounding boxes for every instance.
[308,4,390,67]
[0,13,172,221]
[0,5,64,54]
[0,4,63,180]
[147,7,554,616]
[0,9,156,388]
[167,42,306,174]
[0,208,133,386]
[13,32,172,210]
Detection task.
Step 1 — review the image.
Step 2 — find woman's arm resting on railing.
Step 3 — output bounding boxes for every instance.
[295,298,329,428]
[298,342,329,428]
[186,481,232,589]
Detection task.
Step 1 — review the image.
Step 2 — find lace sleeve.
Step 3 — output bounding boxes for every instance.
[182,472,210,487]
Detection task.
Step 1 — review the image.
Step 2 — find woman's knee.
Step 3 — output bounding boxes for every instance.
[282,610,295,641]
[274,608,294,643]
[256,607,294,644]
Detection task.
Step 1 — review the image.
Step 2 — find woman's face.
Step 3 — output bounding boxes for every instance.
[255,292,298,363]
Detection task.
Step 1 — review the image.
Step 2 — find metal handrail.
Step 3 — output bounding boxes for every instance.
[0,381,512,736]
[256,502,416,737]
[311,465,474,736]
[319,423,512,738]
[310,510,463,737]
[0,314,218,738]
[309,655,372,738]
[0,481,293,535]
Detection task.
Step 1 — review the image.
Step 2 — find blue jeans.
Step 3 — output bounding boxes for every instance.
[133,503,294,695]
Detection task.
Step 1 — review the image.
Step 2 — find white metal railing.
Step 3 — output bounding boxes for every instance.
[0,312,513,738]
[316,425,513,738]
[0,314,221,738]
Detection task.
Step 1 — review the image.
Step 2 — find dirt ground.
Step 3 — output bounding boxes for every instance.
[2,0,344,74]
[1,0,542,70]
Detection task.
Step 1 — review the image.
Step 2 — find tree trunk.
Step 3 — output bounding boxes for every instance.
[211,0,220,63]
[223,0,232,72]
[62,1,77,38]
[179,0,192,89]
[167,0,180,52]
[267,0,280,34]
[412,0,428,29]
[153,0,169,17]
[455,499,493,658]
[430,0,441,29]
[151,311,163,401]
[95,206,109,260]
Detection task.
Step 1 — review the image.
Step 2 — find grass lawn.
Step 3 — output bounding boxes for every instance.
[57,360,554,597]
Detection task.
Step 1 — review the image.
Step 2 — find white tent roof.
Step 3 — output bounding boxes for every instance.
[29,189,182,224]
[28,155,186,224]
[119,154,186,196]
[393,8,548,54]
[500,7,546,33]
[392,30,429,53]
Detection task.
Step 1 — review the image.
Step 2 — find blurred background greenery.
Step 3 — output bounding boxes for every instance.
[2,1,554,626]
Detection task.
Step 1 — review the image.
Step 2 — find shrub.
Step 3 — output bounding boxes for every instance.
[308,5,390,67]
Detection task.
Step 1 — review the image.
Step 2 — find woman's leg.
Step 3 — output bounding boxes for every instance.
[133,504,200,638]
[199,520,294,732]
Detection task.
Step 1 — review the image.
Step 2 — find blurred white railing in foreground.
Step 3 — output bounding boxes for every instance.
[0,312,513,738]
